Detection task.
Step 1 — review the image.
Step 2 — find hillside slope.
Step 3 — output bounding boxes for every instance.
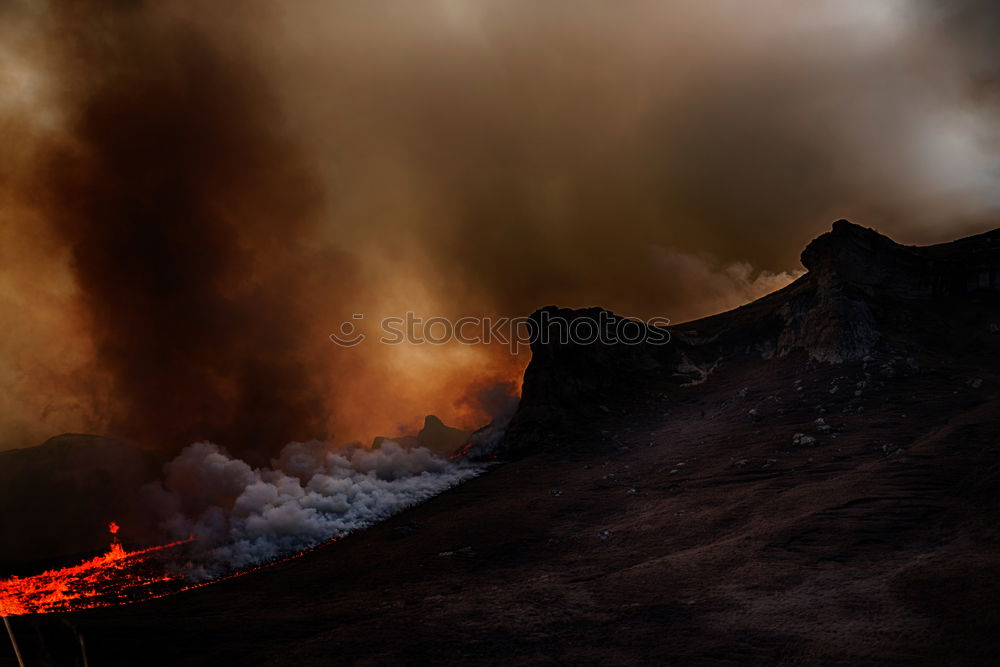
[6,221,1000,666]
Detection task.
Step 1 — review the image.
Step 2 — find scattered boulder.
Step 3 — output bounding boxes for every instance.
[792,433,818,447]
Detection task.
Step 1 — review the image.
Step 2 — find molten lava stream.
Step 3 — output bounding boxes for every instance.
[0,523,191,616]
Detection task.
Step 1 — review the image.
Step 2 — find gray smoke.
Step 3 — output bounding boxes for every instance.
[144,440,479,577]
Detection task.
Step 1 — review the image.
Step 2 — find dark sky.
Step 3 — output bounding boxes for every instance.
[1,0,998,451]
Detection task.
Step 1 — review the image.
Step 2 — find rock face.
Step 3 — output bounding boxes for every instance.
[778,220,1000,358]
[505,220,1000,450]
[517,307,668,402]
[801,219,1000,297]
[371,415,473,457]
[503,307,672,454]
[415,415,472,456]
[780,220,1000,362]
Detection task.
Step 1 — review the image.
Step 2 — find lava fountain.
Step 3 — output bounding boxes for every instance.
[0,523,191,616]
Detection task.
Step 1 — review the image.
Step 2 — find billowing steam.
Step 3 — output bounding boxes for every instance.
[145,440,480,575]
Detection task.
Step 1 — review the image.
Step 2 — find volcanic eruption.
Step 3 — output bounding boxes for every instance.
[0,522,190,617]
[3,1,1000,664]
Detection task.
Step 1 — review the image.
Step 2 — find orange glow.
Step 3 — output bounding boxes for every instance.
[0,524,350,617]
[0,522,190,616]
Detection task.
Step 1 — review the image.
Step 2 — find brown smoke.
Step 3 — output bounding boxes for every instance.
[16,1,348,458]
[2,1,1000,452]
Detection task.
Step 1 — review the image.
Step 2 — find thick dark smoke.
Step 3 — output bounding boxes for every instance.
[3,0,1000,452]
[244,0,1000,318]
[34,1,346,458]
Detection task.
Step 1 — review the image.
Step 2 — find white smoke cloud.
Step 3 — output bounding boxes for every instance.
[144,440,480,577]
[648,246,804,322]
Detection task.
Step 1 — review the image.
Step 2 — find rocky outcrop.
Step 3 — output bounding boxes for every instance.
[372,414,472,458]
[802,219,1000,298]
[504,220,1000,451]
[501,307,673,454]
[416,415,472,456]
[778,220,1000,361]
[516,307,670,407]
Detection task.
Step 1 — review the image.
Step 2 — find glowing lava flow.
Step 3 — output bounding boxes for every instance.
[0,523,191,616]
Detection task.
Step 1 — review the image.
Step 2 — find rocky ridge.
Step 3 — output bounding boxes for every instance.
[503,220,1000,452]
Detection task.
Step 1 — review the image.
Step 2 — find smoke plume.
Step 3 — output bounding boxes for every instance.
[33,2,350,459]
[145,440,479,575]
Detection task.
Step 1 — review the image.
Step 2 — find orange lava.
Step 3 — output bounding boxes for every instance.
[0,523,190,616]
[448,441,474,460]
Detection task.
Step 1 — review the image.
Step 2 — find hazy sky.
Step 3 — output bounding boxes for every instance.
[1,0,998,452]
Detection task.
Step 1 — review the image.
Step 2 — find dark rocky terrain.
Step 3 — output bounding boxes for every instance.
[5,220,1000,665]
